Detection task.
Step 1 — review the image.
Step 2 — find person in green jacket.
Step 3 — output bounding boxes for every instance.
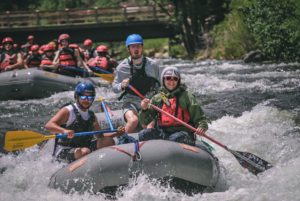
[138,66,209,145]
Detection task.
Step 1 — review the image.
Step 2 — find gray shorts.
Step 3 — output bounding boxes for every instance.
[122,101,140,121]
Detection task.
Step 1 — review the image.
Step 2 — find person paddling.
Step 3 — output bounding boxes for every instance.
[24,44,41,68]
[138,67,209,145]
[0,37,24,72]
[82,38,95,62]
[112,34,160,133]
[53,33,92,77]
[39,44,56,71]
[45,82,124,163]
[87,45,118,73]
[21,35,35,58]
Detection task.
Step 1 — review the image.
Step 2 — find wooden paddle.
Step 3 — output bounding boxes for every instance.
[128,84,273,175]
[4,129,117,152]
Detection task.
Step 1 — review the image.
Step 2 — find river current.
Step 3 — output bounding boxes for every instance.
[0,59,299,201]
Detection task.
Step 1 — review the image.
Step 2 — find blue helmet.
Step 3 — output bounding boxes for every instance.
[74,82,95,99]
[125,34,143,47]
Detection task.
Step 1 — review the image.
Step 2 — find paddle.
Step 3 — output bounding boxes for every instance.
[99,98,136,144]
[128,84,273,175]
[60,65,114,83]
[90,66,112,74]
[89,66,114,83]
[4,129,117,152]
[100,99,115,130]
[93,71,114,83]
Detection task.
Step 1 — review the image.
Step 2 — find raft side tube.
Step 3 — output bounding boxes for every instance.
[48,140,219,194]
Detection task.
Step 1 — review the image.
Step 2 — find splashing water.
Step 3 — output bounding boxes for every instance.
[0,60,299,201]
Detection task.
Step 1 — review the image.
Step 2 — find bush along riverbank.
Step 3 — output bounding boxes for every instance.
[196,0,300,63]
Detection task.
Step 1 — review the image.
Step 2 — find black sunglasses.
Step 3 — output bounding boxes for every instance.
[165,76,179,81]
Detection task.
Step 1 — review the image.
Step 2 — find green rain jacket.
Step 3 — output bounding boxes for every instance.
[139,84,209,134]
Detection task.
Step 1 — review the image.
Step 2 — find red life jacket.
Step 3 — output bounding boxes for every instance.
[88,56,109,70]
[41,55,54,65]
[0,51,17,71]
[58,48,76,66]
[158,96,190,127]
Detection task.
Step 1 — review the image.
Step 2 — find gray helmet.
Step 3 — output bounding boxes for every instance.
[160,66,181,84]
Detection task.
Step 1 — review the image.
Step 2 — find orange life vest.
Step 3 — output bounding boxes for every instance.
[58,48,76,66]
[158,97,190,127]
[0,51,17,71]
[88,56,109,70]
[41,55,54,65]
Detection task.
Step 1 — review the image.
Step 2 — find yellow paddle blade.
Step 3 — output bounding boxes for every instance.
[4,130,55,152]
[93,72,114,83]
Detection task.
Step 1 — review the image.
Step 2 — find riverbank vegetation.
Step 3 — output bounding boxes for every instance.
[1,0,300,62]
[208,0,300,62]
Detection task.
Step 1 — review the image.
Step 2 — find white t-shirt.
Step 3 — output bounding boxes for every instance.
[65,103,90,127]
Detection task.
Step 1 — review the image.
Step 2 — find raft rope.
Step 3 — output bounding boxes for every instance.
[109,141,145,161]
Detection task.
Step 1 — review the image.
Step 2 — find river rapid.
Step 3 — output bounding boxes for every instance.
[0,59,299,201]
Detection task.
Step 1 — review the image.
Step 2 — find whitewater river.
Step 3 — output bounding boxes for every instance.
[0,59,299,201]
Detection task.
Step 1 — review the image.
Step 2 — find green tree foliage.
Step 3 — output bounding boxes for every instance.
[208,0,257,59]
[241,0,300,62]
[0,0,37,11]
[211,9,257,59]
[154,0,230,57]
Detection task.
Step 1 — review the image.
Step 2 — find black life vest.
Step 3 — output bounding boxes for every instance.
[118,57,160,100]
[26,54,41,67]
[57,104,95,147]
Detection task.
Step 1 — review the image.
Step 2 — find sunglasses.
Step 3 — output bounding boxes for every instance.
[165,76,179,81]
[79,95,95,101]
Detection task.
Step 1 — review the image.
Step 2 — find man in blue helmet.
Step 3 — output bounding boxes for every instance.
[112,34,160,134]
[45,81,124,163]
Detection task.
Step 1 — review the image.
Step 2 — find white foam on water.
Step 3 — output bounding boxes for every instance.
[1,102,298,201]
[1,60,299,201]
[204,103,299,201]
[182,62,300,95]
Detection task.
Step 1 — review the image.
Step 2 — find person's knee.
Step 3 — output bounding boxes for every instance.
[124,111,139,132]
[74,147,91,159]
[125,112,139,125]
[81,147,91,155]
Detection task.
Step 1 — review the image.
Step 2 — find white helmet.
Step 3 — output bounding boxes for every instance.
[160,66,181,84]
